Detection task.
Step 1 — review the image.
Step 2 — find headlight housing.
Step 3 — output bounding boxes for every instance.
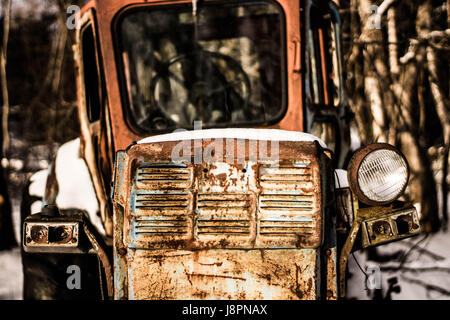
[347,143,409,206]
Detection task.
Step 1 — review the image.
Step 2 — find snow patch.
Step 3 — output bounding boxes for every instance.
[0,248,23,299]
[54,138,105,235]
[31,201,43,215]
[28,169,49,198]
[138,128,327,148]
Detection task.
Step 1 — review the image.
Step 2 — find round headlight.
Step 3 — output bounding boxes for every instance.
[347,143,409,206]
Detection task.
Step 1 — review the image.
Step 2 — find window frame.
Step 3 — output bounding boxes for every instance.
[112,0,288,135]
[80,13,106,124]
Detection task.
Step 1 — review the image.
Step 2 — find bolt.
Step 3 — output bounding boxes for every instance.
[325,249,332,256]
[118,248,127,256]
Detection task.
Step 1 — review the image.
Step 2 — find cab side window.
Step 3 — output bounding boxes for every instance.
[81,24,101,122]
[307,6,336,107]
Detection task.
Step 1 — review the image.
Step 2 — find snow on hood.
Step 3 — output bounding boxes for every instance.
[137,128,327,148]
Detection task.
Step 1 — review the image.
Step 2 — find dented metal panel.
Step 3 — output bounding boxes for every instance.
[112,139,328,299]
[121,142,323,250]
[127,249,319,300]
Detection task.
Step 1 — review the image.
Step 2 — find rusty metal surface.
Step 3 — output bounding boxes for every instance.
[23,212,86,254]
[112,151,129,300]
[116,140,324,250]
[74,8,113,236]
[339,219,360,298]
[73,0,342,300]
[127,249,319,300]
[111,139,329,299]
[24,222,78,247]
[338,196,421,298]
[73,0,339,244]
[324,247,338,300]
[338,190,359,298]
[83,223,114,299]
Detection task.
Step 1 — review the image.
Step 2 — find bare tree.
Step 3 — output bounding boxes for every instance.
[1,0,10,154]
[0,0,16,250]
[340,0,449,232]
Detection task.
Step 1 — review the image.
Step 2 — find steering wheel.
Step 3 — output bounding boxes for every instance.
[149,50,252,128]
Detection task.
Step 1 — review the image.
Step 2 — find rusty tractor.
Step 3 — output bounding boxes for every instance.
[21,0,420,300]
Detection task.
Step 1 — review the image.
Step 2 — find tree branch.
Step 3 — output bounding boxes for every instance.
[0,0,11,155]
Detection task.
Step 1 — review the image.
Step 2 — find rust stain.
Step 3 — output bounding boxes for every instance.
[127,249,319,300]
[119,141,325,250]
[111,139,329,299]
[187,273,246,281]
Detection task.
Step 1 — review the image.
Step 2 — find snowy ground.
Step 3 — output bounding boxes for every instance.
[0,199,23,299]
[347,190,450,300]
[0,247,22,300]
[347,224,450,300]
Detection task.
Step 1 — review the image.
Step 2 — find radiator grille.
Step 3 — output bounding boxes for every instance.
[259,193,314,215]
[133,193,189,236]
[129,161,320,248]
[197,194,251,236]
[259,165,316,237]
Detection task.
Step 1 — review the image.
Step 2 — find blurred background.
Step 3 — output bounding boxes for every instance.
[0,0,448,299]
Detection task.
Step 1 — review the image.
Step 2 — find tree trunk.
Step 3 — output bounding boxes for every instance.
[340,0,447,232]
[0,0,17,250]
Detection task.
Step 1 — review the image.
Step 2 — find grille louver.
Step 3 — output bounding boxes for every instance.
[134,216,188,235]
[260,166,313,191]
[197,194,251,236]
[135,165,191,190]
[134,193,189,215]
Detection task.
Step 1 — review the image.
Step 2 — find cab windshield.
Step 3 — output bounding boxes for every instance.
[117,1,285,132]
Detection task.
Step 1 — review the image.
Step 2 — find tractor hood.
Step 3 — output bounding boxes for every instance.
[112,128,334,299]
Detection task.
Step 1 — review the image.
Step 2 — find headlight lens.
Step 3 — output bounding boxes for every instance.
[347,143,409,205]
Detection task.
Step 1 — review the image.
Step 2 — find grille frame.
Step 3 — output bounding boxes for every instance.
[122,142,325,250]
